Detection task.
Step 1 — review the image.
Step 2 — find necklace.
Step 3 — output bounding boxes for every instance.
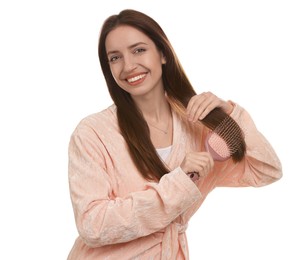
[147,117,170,134]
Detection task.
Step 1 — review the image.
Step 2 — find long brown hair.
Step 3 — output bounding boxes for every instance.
[98,9,245,180]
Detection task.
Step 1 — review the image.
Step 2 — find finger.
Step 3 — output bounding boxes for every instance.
[188,93,212,122]
[187,94,206,121]
[194,97,214,121]
[181,152,214,175]
[187,92,208,109]
[197,153,214,177]
[198,95,223,120]
[193,156,209,177]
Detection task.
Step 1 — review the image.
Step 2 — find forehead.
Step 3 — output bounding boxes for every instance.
[105,25,154,52]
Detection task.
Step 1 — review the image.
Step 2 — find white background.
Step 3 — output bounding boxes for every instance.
[0,0,297,259]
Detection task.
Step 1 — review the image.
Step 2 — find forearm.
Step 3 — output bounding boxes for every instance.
[215,103,282,187]
[72,167,201,247]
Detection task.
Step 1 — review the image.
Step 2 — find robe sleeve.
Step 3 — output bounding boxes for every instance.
[68,124,202,248]
[214,103,283,187]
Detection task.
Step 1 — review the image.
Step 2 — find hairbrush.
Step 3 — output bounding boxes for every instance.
[202,108,246,162]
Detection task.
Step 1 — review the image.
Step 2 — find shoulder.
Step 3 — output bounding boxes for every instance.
[71,104,119,140]
[79,104,117,127]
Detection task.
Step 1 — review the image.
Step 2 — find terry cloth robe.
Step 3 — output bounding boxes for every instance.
[67,103,282,260]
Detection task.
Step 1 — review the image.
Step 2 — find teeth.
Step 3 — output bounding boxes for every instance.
[127,74,146,83]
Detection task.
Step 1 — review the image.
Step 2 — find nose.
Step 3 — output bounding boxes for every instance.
[122,54,137,73]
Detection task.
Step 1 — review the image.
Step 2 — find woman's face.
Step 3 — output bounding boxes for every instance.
[105,25,166,99]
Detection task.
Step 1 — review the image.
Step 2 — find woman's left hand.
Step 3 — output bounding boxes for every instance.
[187,92,233,122]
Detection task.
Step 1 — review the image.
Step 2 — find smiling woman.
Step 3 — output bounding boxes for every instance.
[67,9,282,259]
[105,25,166,97]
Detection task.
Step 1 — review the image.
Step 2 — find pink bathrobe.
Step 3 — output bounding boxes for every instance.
[67,103,282,259]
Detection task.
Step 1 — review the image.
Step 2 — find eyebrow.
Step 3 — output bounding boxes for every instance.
[107,42,148,56]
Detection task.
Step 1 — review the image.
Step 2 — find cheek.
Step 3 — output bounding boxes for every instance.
[109,65,120,81]
[109,66,127,90]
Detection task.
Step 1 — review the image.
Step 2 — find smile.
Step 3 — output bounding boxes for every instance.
[127,73,147,83]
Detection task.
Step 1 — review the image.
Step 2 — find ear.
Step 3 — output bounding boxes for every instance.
[161,54,166,64]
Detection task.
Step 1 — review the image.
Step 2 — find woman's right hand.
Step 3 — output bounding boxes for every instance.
[180,152,214,178]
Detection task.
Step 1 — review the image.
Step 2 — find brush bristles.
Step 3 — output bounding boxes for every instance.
[202,108,246,162]
[213,115,246,162]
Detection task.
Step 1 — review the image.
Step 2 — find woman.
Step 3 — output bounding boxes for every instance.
[67,9,282,259]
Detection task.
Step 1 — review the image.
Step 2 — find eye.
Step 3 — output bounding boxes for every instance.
[109,55,121,63]
[134,48,146,54]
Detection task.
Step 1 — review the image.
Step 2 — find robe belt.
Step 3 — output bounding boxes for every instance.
[161,222,188,260]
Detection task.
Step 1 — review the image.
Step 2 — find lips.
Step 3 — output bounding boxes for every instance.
[126,73,147,85]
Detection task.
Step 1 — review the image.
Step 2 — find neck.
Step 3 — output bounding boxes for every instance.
[133,89,171,122]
